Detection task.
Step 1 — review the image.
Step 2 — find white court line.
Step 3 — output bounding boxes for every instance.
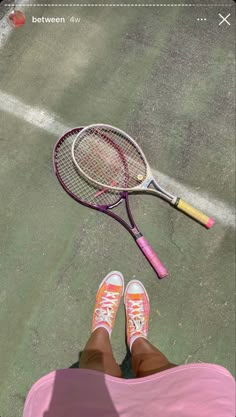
[0,90,235,229]
[0,0,32,49]
[0,91,69,134]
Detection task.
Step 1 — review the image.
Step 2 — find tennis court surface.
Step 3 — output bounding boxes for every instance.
[0,2,235,416]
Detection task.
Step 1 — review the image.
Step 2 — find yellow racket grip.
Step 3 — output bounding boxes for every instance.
[176,199,214,229]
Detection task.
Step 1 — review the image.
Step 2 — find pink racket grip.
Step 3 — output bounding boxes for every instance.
[136,236,168,279]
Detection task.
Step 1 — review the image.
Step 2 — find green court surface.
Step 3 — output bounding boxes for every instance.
[0,2,235,416]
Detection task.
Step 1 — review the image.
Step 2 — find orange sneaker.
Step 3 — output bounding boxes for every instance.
[124,280,150,351]
[92,271,124,337]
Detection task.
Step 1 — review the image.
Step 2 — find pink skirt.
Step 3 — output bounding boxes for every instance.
[23,363,235,417]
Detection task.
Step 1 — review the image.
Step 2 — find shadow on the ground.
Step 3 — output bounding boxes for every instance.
[70,347,135,379]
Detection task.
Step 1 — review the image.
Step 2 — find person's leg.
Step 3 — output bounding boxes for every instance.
[80,271,124,378]
[131,337,177,377]
[124,280,177,378]
[80,327,122,377]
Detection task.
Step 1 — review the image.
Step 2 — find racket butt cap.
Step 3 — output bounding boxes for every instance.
[159,271,169,279]
[206,218,215,229]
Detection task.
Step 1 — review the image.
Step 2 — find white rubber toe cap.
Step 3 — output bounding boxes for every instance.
[105,271,124,287]
[126,280,145,294]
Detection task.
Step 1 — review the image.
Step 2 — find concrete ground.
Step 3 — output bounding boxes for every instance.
[0,2,235,416]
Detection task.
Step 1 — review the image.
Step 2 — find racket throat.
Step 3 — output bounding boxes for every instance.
[173,197,180,207]
[131,228,142,240]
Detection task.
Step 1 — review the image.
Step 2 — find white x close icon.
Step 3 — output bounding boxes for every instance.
[219,13,231,26]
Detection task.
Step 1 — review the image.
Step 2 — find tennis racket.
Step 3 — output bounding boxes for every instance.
[71,124,214,229]
[53,128,168,279]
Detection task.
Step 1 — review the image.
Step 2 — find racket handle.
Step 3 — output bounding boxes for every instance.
[176,199,214,229]
[136,236,168,279]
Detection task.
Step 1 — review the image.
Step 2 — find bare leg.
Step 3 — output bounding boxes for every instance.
[80,328,122,378]
[80,272,124,378]
[131,337,177,378]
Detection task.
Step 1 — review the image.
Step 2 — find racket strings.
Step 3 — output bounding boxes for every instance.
[76,136,124,184]
[73,127,147,189]
[55,131,122,208]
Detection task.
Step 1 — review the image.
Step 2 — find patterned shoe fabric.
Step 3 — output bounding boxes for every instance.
[92,271,124,337]
[124,280,150,351]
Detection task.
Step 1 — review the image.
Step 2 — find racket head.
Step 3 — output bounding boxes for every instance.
[53,127,124,210]
[71,124,150,192]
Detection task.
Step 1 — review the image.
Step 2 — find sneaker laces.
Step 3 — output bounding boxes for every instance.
[95,290,119,325]
[127,299,145,337]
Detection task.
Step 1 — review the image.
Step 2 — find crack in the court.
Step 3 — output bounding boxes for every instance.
[53,216,95,290]
[169,214,182,254]
[182,335,215,364]
[31,326,41,351]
